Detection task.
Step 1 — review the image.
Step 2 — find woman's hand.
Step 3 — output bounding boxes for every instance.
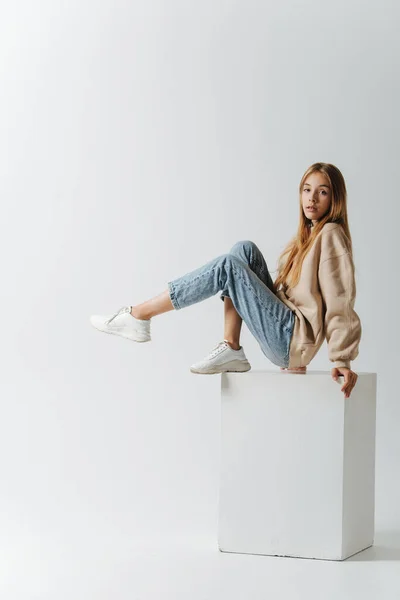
[331,367,358,399]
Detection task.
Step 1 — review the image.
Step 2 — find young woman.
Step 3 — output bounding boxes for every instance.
[90,162,362,399]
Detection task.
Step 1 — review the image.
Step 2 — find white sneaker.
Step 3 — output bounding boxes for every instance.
[190,340,251,374]
[90,306,151,342]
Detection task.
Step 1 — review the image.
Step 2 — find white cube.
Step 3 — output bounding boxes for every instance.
[217,370,377,561]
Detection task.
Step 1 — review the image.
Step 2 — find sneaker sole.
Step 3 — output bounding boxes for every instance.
[190,359,251,374]
[90,321,151,343]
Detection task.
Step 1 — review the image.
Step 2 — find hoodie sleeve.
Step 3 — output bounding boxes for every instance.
[318,252,362,370]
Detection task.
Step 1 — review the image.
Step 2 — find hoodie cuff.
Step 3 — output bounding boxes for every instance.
[334,359,351,369]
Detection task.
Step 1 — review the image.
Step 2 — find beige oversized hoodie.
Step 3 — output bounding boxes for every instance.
[275,222,362,370]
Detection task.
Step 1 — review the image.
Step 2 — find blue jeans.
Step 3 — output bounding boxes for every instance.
[167,240,295,367]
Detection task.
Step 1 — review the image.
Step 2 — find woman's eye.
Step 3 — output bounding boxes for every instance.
[304,189,327,195]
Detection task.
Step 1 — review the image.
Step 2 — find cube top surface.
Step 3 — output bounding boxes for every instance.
[223,370,375,376]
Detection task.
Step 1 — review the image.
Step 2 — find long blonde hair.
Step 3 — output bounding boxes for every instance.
[273,162,354,293]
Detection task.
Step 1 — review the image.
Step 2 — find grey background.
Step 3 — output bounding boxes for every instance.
[1,0,399,597]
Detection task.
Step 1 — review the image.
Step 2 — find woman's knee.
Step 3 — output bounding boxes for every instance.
[217,253,246,271]
[230,239,255,251]
[229,240,256,258]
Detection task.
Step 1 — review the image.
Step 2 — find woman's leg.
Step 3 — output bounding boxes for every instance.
[221,240,275,350]
[130,290,173,320]
[131,240,274,322]
[223,297,242,350]
[132,240,295,367]
[222,241,306,372]
[130,242,253,350]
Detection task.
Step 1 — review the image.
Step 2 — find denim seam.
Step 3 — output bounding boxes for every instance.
[168,281,180,310]
[249,247,256,272]
[168,268,220,309]
[229,264,292,331]
[284,314,295,365]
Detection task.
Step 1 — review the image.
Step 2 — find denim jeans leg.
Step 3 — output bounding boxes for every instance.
[219,239,275,300]
[167,245,295,367]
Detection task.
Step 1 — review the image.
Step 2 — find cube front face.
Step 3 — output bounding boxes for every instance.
[217,371,376,560]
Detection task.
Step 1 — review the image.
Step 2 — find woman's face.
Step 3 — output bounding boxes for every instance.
[301,171,332,225]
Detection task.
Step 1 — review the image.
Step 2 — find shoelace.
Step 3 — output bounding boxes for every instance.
[105,306,130,325]
[207,340,231,359]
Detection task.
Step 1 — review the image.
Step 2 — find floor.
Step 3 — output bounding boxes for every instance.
[1,529,400,599]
